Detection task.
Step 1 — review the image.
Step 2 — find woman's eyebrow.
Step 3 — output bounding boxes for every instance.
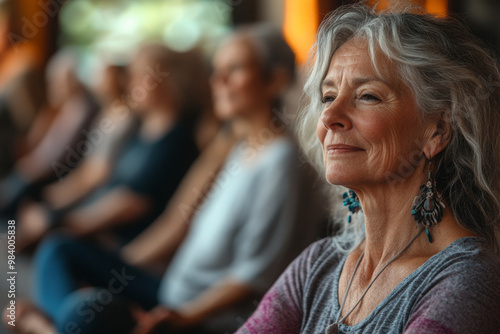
[321,78,335,91]
[321,76,393,92]
[352,76,387,86]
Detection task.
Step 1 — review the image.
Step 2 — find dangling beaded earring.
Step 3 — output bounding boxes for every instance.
[411,158,445,243]
[343,189,361,223]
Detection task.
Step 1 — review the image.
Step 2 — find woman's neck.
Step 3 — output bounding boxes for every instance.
[359,181,424,264]
[237,107,285,149]
[351,169,473,268]
[140,108,177,140]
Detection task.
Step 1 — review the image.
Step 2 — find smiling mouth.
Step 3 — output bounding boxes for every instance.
[326,144,364,154]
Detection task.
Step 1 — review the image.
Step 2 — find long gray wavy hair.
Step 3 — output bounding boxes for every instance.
[297,3,500,254]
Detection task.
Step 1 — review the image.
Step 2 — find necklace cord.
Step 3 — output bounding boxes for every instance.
[335,228,425,325]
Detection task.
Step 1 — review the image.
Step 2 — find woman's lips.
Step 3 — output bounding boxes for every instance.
[326,144,364,154]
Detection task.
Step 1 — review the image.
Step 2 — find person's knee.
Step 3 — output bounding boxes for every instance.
[55,288,136,334]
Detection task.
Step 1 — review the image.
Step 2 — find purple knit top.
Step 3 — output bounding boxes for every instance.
[236,236,500,333]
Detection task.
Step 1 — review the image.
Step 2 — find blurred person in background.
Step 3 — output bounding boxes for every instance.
[6,44,207,251]
[15,63,140,251]
[0,49,99,220]
[10,25,326,334]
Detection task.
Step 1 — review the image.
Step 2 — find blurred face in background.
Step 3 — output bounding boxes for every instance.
[127,52,175,115]
[94,65,126,105]
[46,63,78,109]
[211,36,271,120]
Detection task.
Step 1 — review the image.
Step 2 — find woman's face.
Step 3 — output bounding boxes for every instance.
[127,54,173,114]
[95,66,123,104]
[211,36,270,120]
[317,38,432,188]
[46,61,77,108]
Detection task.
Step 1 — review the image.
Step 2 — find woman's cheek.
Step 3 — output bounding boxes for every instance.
[316,121,327,145]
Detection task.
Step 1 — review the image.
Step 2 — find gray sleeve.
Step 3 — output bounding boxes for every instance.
[404,259,500,334]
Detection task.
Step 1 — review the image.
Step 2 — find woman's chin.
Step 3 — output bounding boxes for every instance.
[214,105,243,121]
[325,167,362,186]
[325,175,357,187]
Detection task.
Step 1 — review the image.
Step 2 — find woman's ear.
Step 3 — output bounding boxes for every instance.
[422,113,452,159]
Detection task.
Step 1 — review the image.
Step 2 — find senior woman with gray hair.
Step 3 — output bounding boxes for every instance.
[236,4,500,334]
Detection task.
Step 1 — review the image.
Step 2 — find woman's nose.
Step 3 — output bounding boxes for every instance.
[211,70,228,87]
[319,97,352,131]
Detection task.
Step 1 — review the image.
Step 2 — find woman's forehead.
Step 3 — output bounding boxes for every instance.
[214,36,258,65]
[325,39,402,89]
[330,41,374,72]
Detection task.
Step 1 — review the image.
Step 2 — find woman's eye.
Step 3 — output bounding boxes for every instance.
[360,94,380,102]
[229,64,245,73]
[321,95,335,104]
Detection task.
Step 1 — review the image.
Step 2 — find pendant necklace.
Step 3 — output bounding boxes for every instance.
[325,228,424,334]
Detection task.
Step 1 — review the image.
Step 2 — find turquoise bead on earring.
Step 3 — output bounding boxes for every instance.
[425,228,432,243]
[343,190,361,223]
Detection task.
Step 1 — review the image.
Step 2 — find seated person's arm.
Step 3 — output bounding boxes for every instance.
[63,186,150,236]
[121,130,236,268]
[16,101,91,182]
[20,105,58,153]
[176,277,254,325]
[43,157,111,210]
[133,278,254,333]
[135,244,324,334]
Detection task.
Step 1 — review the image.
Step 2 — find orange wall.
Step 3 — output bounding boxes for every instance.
[283,0,319,65]
[367,0,448,15]
[282,0,448,66]
[425,0,448,16]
